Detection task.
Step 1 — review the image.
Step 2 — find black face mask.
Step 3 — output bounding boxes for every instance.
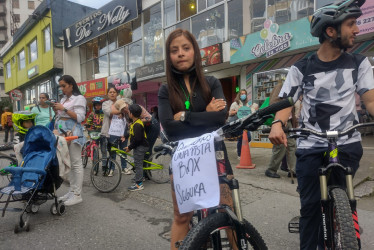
[171,65,196,75]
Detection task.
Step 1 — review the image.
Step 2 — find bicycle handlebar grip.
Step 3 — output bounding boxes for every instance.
[257,97,294,117]
[64,136,83,141]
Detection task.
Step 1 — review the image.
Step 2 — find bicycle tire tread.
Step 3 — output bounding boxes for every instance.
[180,212,267,250]
[330,188,358,250]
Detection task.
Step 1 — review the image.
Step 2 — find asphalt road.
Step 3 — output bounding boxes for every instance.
[0,133,373,249]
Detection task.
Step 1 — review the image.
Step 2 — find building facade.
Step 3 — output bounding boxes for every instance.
[1,0,94,110]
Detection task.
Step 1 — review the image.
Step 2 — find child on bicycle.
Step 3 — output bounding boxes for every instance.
[85,97,106,167]
[124,104,149,191]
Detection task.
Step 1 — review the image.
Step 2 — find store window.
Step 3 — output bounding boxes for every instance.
[228,0,243,39]
[94,55,108,79]
[26,89,31,104]
[28,39,38,63]
[128,41,142,71]
[38,80,52,96]
[44,26,51,52]
[14,14,20,23]
[18,49,25,70]
[28,1,35,9]
[164,0,176,27]
[117,16,141,47]
[109,47,125,75]
[13,0,19,9]
[98,34,107,56]
[81,60,94,81]
[108,29,117,52]
[143,3,163,65]
[192,5,224,49]
[180,0,197,21]
[5,62,11,78]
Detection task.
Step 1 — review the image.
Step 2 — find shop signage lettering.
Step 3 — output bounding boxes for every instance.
[200,44,222,66]
[108,72,131,91]
[77,78,107,98]
[64,0,139,48]
[135,60,165,80]
[251,20,292,58]
[27,65,39,79]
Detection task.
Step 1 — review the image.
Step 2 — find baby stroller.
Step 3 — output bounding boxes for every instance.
[0,125,65,233]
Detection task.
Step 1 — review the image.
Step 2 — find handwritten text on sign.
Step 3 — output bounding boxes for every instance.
[172,133,219,214]
[108,115,126,137]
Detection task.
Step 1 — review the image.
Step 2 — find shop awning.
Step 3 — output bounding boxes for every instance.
[246,40,374,77]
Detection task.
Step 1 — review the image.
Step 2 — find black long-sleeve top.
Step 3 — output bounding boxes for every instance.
[158,75,227,141]
[127,123,149,150]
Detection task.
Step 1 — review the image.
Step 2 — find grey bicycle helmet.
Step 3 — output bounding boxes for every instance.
[310,0,365,38]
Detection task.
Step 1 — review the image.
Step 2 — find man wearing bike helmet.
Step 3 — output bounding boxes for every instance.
[269,1,374,249]
[86,97,106,164]
[12,111,37,142]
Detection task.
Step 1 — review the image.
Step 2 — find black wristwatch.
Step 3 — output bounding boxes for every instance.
[271,119,285,127]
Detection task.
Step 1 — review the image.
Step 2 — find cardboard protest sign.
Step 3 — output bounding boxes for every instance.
[171,132,219,214]
[108,115,126,137]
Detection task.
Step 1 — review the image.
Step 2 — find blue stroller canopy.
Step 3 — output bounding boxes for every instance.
[23,125,56,157]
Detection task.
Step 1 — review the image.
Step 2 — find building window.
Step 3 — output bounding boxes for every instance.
[127,41,142,71]
[109,47,125,75]
[44,26,51,52]
[98,34,107,56]
[12,0,19,9]
[117,15,141,47]
[94,55,108,79]
[38,80,52,96]
[28,1,35,9]
[228,0,243,39]
[28,39,38,63]
[18,49,25,70]
[5,62,11,78]
[13,14,20,23]
[192,4,224,48]
[164,0,176,27]
[143,3,163,65]
[180,0,197,21]
[108,29,117,52]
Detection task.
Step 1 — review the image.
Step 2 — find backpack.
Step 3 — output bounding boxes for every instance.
[6,114,13,127]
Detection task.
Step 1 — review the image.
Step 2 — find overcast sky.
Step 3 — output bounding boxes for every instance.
[68,0,112,9]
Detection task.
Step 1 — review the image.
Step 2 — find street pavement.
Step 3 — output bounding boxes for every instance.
[0,130,373,249]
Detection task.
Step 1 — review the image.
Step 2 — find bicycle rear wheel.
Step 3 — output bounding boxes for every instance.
[0,155,17,188]
[180,212,267,250]
[145,152,171,184]
[90,158,121,193]
[81,141,90,168]
[92,146,100,168]
[330,188,358,250]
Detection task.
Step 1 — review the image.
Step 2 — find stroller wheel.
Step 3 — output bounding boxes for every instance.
[25,204,40,214]
[14,224,20,234]
[57,202,66,216]
[50,203,58,215]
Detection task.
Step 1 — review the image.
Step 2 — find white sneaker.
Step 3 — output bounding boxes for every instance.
[122,168,132,175]
[108,170,114,177]
[58,191,74,202]
[64,194,82,206]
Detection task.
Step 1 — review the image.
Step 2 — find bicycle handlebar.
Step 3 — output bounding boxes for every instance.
[262,122,374,139]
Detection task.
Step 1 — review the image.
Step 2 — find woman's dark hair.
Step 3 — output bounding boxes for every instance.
[59,75,81,96]
[128,104,142,118]
[40,93,49,100]
[107,86,120,94]
[165,28,211,113]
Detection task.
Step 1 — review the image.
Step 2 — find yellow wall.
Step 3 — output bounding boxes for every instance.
[3,10,53,92]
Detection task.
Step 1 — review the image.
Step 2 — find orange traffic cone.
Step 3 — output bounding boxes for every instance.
[236,130,256,169]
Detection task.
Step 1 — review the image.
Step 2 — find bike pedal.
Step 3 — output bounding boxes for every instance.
[288,216,300,233]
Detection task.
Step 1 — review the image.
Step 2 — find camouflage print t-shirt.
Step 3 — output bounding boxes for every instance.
[279,52,374,149]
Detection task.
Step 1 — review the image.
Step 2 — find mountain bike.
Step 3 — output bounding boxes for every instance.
[81,132,101,168]
[283,123,374,250]
[170,97,293,250]
[90,140,172,193]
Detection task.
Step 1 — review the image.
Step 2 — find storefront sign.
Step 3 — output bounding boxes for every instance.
[27,65,39,79]
[200,44,222,66]
[77,78,107,98]
[135,60,165,81]
[230,17,319,64]
[9,89,23,101]
[63,0,140,49]
[251,20,292,58]
[357,0,374,35]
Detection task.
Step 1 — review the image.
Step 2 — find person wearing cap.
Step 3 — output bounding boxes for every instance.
[268,1,374,249]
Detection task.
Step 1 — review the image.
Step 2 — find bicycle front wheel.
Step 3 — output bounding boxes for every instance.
[81,141,90,168]
[180,212,267,250]
[90,158,121,193]
[145,152,171,184]
[330,188,359,250]
[0,155,17,188]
